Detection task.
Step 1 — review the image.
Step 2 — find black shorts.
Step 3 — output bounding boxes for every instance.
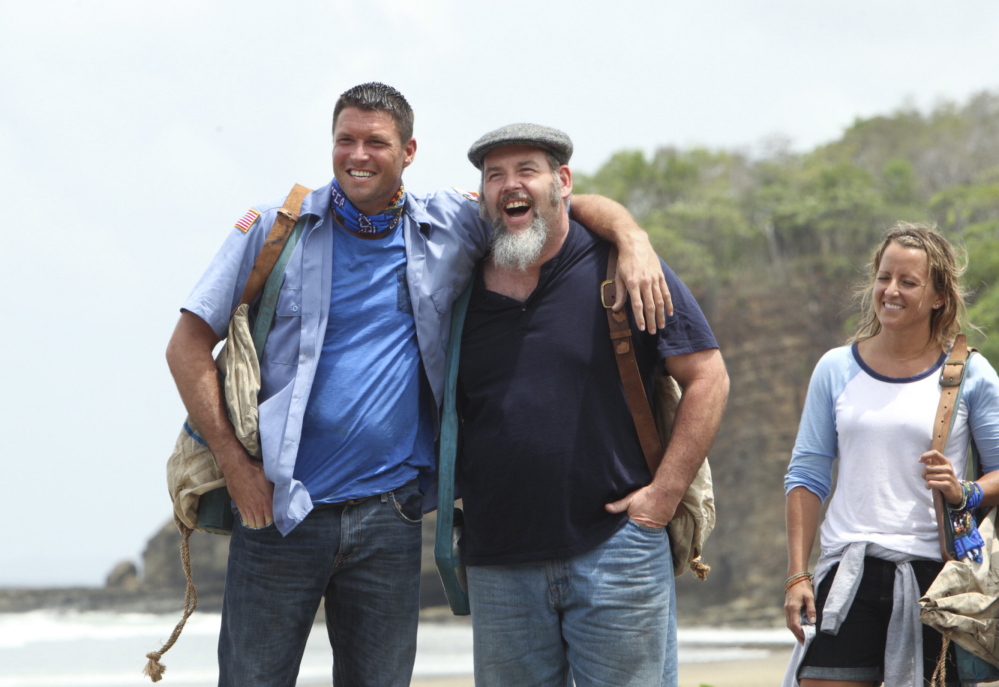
[799,556,958,686]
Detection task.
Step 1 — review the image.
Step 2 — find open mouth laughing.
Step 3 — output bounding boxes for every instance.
[500,193,534,221]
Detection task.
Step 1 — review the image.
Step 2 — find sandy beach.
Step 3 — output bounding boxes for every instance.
[258,645,999,687]
[404,648,796,687]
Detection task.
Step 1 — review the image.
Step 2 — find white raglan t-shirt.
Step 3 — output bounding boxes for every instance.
[785,343,999,560]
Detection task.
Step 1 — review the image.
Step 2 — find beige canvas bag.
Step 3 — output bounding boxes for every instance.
[166,303,261,531]
[920,507,999,679]
[652,373,715,579]
[144,184,311,682]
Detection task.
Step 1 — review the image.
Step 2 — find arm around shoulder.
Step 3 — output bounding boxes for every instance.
[570,194,673,330]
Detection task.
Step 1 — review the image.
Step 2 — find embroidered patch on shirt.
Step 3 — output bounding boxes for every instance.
[453,186,480,202]
[234,209,261,233]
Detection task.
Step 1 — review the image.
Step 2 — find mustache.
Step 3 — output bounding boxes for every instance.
[498,191,533,206]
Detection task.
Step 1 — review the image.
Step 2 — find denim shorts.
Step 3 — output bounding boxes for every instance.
[799,556,958,685]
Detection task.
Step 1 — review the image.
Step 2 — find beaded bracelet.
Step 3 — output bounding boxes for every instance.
[784,571,812,593]
[948,482,969,511]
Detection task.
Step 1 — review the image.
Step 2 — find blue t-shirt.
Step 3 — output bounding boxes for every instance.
[295,222,432,503]
[456,222,718,565]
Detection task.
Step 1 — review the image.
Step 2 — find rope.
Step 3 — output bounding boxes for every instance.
[690,557,711,581]
[930,630,951,687]
[143,523,199,682]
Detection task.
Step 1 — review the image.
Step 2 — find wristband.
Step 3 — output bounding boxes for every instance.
[784,571,813,593]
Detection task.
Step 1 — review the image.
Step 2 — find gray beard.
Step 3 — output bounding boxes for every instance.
[490,214,549,271]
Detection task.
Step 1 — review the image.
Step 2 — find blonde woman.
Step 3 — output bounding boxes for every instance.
[783,224,999,686]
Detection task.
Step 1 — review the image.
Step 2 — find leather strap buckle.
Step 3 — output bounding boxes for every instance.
[600,279,615,309]
[940,360,965,387]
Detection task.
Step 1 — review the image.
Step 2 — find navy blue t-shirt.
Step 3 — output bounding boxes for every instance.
[456,221,718,565]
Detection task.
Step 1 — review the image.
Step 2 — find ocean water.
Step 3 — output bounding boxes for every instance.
[0,611,794,686]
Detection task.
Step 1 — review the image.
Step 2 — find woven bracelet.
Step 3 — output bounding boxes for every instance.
[784,571,812,592]
[967,481,984,510]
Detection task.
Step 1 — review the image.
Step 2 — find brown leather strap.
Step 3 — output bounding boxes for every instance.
[236,183,312,311]
[604,246,664,476]
[930,334,971,561]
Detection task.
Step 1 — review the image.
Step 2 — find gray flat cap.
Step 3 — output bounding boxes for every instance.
[467,123,573,170]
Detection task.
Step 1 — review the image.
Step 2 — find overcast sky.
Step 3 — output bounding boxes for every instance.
[2,1,998,587]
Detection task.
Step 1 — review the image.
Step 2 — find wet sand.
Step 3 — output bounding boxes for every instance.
[313,647,999,687]
[405,648,796,687]
[676,647,793,686]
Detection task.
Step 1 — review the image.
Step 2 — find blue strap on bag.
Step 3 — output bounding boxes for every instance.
[434,280,474,615]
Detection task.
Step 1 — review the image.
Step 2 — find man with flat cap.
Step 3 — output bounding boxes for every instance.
[453,124,730,687]
[167,82,672,687]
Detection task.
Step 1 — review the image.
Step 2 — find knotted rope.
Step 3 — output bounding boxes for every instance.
[930,630,951,687]
[143,523,199,682]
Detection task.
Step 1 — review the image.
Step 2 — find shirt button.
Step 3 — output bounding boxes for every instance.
[292,304,299,312]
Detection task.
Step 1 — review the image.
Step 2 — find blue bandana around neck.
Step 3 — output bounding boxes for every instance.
[330,179,406,239]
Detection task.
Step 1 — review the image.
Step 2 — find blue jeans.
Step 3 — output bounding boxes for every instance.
[217,480,424,687]
[467,520,678,687]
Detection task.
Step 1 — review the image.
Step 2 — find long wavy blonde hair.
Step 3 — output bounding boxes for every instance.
[850,222,968,348]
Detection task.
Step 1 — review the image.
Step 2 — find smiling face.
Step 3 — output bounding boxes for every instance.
[332,107,416,215]
[873,241,943,335]
[480,145,571,236]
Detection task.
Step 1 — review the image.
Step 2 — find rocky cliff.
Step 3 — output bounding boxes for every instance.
[673,272,850,619]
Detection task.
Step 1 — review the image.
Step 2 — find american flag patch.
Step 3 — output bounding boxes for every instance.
[453,186,480,202]
[234,209,261,233]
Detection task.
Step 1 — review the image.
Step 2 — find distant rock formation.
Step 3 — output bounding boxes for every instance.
[141,521,229,600]
[105,560,139,591]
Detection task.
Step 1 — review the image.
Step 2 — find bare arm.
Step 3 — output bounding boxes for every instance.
[166,310,274,528]
[570,194,673,332]
[784,486,821,643]
[605,348,729,526]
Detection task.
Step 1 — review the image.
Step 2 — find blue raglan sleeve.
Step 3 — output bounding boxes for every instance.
[965,352,999,473]
[785,349,844,501]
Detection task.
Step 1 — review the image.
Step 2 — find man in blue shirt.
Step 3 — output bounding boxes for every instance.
[456,124,730,687]
[166,84,671,687]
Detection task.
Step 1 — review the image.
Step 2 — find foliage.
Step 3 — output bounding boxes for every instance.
[577,91,999,345]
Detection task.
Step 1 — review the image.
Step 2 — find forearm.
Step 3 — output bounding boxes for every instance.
[166,312,246,469]
[977,470,999,508]
[786,486,821,574]
[570,194,643,243]
[652,353,729,505]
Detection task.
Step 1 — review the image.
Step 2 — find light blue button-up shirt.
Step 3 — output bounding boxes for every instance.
[183,180,489,533]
